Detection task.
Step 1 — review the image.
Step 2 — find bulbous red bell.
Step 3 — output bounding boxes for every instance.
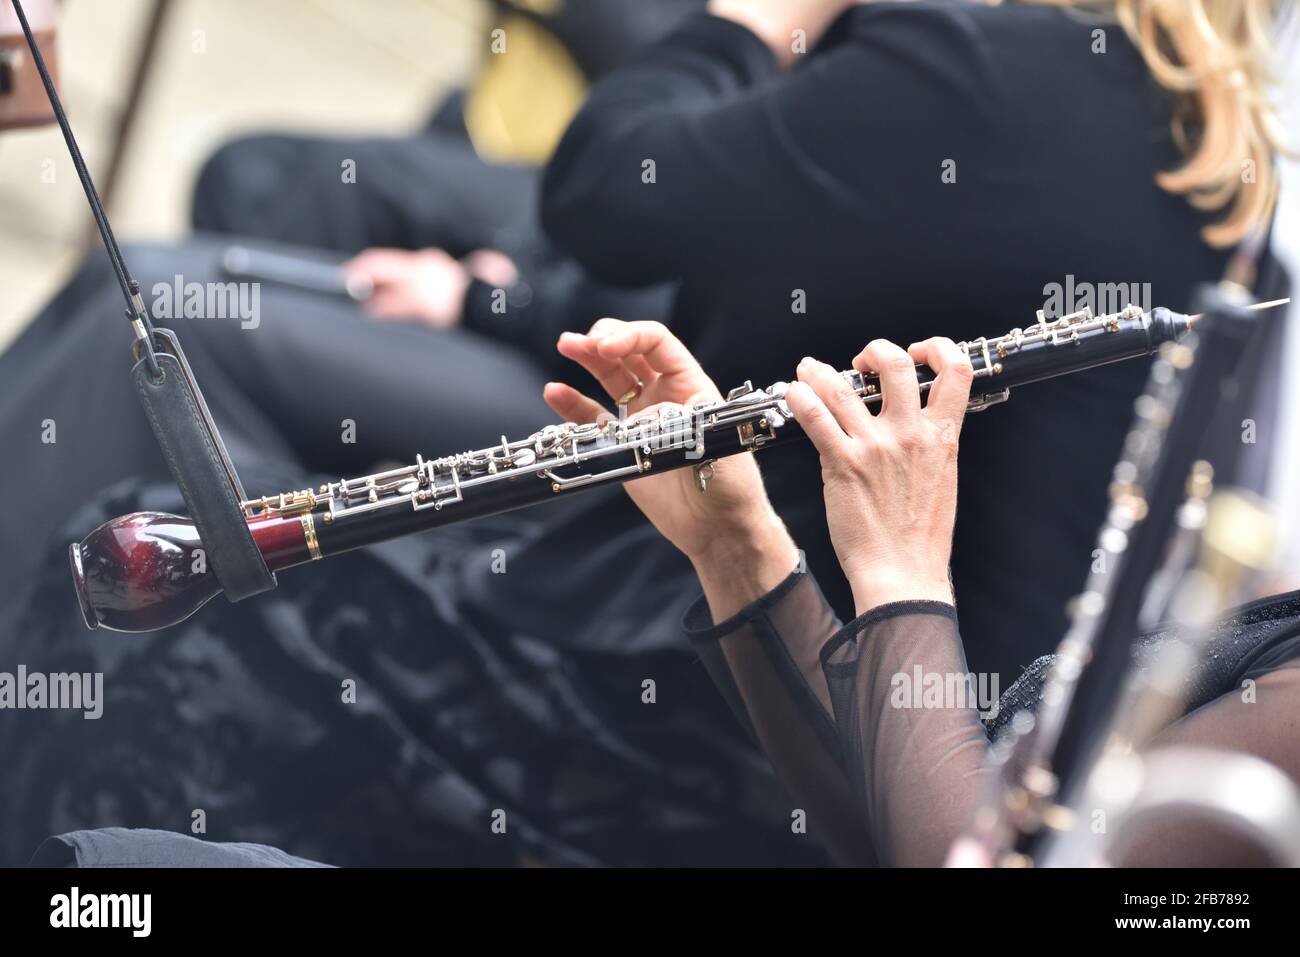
[70,512,221,633]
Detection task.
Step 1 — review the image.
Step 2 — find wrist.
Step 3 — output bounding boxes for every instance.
[848,570,954,618]
[689,510,799,623]
[689,504,790,567]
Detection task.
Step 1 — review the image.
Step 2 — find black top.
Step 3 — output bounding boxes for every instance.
[541,2,1239,681]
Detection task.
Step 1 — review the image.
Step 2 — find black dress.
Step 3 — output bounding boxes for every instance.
[540,2,1255,684]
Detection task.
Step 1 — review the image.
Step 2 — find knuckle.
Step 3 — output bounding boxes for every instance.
[873,437,901,463]
[821,457,850,485]
[884,352,913,375]
[837,443,867,477]
[852,447,874,477]
[819,446,844,472]
[894,425,923,450]
[921,418,958,452]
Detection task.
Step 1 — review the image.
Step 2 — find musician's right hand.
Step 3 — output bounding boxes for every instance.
[784,337,973,615]
[544,319,799,621]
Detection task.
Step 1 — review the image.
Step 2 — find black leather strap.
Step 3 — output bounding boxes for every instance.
[131,328,275,602]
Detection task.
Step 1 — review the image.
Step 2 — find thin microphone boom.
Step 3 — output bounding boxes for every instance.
[69,302,1285,634]
[8,0,160,376]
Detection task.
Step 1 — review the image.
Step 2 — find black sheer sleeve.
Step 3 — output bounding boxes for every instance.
[685,567,994,866]
[694,575,1300,867]
[684,568,877,865]
[821,602,995,867]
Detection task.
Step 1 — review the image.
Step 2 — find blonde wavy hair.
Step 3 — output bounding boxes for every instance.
[1013,0,1286,247]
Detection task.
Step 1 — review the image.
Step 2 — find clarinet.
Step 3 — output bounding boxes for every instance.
[72,305,1193,634]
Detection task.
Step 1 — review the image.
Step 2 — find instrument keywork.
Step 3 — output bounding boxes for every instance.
[69,304,1230,634]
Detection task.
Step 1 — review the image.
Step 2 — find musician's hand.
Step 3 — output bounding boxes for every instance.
[545,319,798,620]
[344,247,519,329]
[785,338,973,614]
[344,248,471,328]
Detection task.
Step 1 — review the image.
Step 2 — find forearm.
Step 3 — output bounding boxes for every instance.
[685,555,877,864]
[822,603,995,866]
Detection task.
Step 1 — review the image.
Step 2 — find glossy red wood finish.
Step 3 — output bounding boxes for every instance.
[248,514,311,570]
[71,512,307,633]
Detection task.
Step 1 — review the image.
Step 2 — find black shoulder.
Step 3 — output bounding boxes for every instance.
[822,0,1145,109]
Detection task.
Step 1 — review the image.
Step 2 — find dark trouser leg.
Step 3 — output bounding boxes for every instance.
[191,132,538,256]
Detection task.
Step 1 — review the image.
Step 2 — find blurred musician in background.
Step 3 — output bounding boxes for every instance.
[0,0,706,602]
[190,0,707,350]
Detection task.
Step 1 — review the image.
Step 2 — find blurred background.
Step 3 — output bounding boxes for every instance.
[4,0,1297,557]
[0,0,493,349]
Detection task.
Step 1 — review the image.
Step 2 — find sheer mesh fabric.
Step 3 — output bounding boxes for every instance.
[686,571,876,865]
[821,602,996,867]
[688,569,1300,867]
[688,575,989,866]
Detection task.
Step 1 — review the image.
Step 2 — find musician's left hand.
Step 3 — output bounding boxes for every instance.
[343,247,519,329]
[545,319,799,620]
